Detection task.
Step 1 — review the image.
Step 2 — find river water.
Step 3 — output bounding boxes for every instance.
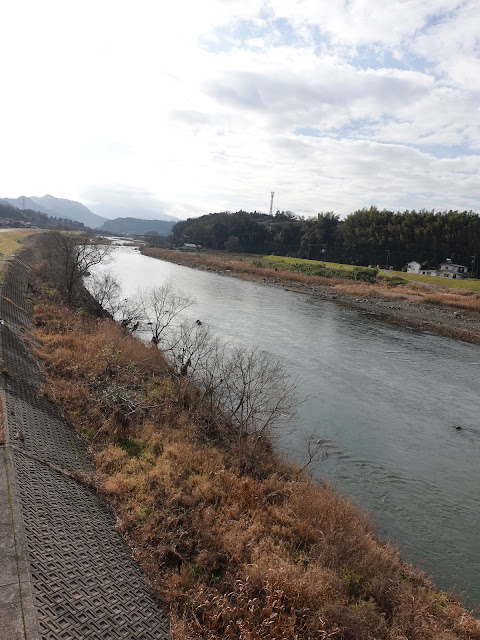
[92,246,480,610]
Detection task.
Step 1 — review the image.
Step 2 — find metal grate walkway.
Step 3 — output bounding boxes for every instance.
[0,252,170,640]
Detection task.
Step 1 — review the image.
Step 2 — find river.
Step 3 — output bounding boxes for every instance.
[92,246,480,611]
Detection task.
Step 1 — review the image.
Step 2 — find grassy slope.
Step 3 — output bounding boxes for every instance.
[262,255,358,272]
[0,229,43,258]
[29,299,480,640]
[389,270,480,291]
[264,255,480,291]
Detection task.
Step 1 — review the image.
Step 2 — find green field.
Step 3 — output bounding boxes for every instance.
[260,254,480,291]
[0,229,42,257]
[261,255,357,272]
[388,270,480,291]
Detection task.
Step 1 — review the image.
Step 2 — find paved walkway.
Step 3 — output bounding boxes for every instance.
[0,251,170,639]
[0,445,38,639]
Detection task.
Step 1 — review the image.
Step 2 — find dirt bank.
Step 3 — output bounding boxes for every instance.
[142,248,480,345]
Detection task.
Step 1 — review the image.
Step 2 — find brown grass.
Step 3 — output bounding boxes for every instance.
[31,302,480,640]
[335,282,421,301]
[142,248,341,287]
[422,293,480,312]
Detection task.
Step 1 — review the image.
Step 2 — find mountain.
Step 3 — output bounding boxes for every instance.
[3,193,179,231]
[90,201,179,222]
[5,196,52,215]
[99,217,175,235]
[0,200,86,230]
[30,195,107,228]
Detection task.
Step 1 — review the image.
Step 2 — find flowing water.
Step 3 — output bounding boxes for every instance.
[93,246,480,610]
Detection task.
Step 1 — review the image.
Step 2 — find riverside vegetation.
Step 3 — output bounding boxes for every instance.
[25,233,480,639]
[142,247,480,344]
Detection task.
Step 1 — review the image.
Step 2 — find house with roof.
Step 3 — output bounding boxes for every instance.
[180,243,202,251]
[406,258,470,279]
[438,259,469,279]
[406,261,422,273]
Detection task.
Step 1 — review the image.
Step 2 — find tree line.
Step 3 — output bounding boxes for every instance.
[169,207,480,270]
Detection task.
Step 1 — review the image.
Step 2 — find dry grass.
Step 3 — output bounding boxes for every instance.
[29,300,480,640]
[335,282,423,301]
[143,248,346,287]
[0,229,43,257]
[422,293,480,312]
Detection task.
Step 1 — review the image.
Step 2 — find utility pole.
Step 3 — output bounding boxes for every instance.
[269,192,274,216]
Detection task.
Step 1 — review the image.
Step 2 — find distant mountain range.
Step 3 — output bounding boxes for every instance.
[99,217,175,235]
[0,199,86,230]
[2,194,179,235]
[91,201,179,222]
[4,195,107,228]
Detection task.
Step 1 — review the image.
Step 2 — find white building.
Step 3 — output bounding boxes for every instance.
[181,243,202,251]
[406,258,470,279]
[439,259,469,279]
[406,261,421,273]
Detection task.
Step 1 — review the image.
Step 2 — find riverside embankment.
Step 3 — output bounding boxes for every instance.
[0,243,170,639]
[141,248,480,345]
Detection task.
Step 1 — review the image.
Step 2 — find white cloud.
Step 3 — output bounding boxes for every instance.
[0,0,479,218]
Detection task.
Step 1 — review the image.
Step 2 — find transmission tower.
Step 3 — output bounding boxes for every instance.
[269,191,274,216]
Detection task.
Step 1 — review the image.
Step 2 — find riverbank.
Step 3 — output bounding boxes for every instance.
[20,233,479,638]
[142,248,480,345]
[0,244,170,639]
[31,302,480,640]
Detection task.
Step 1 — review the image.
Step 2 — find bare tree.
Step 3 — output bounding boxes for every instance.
[88,271,121,312]
[165,318,218,377]
[216,346,301,466]
[296,430,329,476]
[87,271,144,331]
[38,231,111,304]
[142,281,194,345]
[88,271,302,469]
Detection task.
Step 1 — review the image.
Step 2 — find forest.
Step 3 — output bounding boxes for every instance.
[170,207,480,271]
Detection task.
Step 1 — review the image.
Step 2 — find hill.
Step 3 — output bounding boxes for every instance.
[91,200,179,222]
[30,195,107,228]
[99,217,175,235]
[4,194,106,228]
[0,200,86,230]
[4,196,53,214]
[172,208,480,269]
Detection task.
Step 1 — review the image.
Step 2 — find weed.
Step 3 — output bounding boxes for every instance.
[137,506,150,521]
[430,591,448,612]
[118,438,148,458]
[341,566,366,598]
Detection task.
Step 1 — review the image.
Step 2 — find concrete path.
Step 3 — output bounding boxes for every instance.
[0,250,170,639]
[0,445,39,640]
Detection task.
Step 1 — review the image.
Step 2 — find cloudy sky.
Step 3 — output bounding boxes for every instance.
[1,0,480,219]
